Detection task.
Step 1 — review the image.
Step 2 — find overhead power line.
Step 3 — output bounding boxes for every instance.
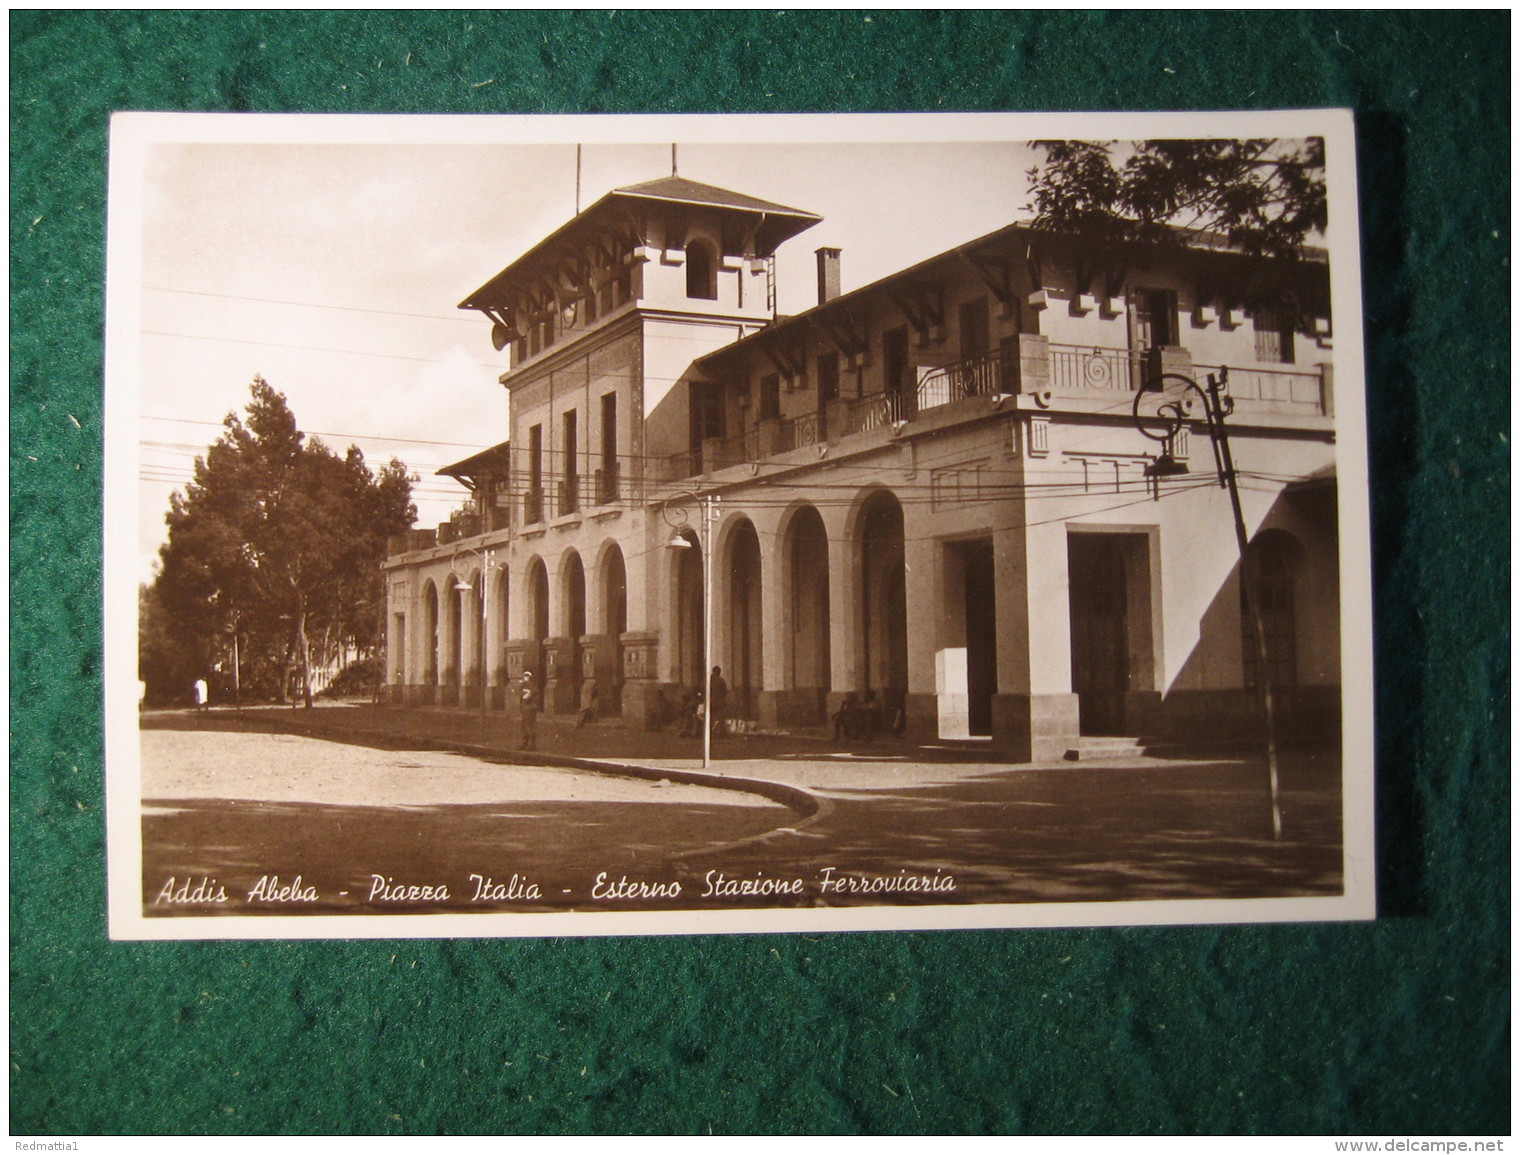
[143,328,507,370]
[146,285,480,324]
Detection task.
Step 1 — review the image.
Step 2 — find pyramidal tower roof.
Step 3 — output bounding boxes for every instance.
[608,175,820,221]
[460,175,820,312]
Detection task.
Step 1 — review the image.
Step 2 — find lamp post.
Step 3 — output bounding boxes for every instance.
[450,546,498,721]
[663,489,716,770]
[1133,368,1283,840]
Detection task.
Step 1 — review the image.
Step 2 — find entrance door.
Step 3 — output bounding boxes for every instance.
[1067,534,1130,735]
[883,326,912,420]
[963,540,996,736]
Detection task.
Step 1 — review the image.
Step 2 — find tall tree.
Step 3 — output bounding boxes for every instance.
[151,377,415,705]
[1027,138,1327,258]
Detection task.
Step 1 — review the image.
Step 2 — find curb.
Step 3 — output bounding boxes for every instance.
[221,712,825,823]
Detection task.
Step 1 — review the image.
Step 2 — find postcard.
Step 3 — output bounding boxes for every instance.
[104,110,1374,938]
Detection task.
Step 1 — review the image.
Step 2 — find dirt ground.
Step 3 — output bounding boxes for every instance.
[141,729,778,810]
[139,728,795,917]
[136,716,1345,919]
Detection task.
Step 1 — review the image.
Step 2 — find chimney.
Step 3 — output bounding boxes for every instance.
[816,247,841,305]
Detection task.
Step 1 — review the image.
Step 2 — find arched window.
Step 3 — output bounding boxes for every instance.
[1241,533,1297,689]
[685,241,717,301]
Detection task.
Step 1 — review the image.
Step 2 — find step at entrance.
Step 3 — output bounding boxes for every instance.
[1062,735,1149,761]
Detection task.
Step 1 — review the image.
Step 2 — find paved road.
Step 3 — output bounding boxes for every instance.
[137,709,1345,919]
[141,728,793,917]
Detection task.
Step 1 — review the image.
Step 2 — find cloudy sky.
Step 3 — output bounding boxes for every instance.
[128,118,1046,582]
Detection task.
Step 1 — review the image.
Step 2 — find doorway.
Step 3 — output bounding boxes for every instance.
[1067,533,1139,735]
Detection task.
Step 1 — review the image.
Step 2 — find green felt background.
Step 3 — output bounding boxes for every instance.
[10,11,1508,1136]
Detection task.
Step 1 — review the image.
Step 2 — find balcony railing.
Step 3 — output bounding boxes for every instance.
[915,351,1003,410]
[523,486,544,525]
[557,475,580,517]
[594,462,620,506]
[665,450,699,482]
[778,409,823,452]
[1224,365,1326,412]
[834,391,900,437]
[1048,344,1146,391]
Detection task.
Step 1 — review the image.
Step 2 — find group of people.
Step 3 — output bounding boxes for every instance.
[831,688,903,743]
[514,666,899,750]
[648,666,729,739]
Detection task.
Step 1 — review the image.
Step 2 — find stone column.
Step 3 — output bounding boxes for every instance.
[618,632,664,729]
[900,515,940,742]
[822,507,860,721]
[462,582,482,709]
[990,519,1080,761]
[579,633,620,716]
[484,567,507,710]
[755,513,788,729]
[439,580,461,707]
[544,636,579,714]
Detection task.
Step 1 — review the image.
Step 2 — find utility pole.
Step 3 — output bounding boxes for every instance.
[1135,368,1283,839]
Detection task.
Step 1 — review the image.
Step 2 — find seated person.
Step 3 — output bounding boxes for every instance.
[858,689,884,739]
[648,689,671,732]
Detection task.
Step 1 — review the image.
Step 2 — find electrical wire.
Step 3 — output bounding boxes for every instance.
[145,285,479,324]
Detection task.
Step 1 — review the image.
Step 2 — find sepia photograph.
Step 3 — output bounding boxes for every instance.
[104,111,1374,938]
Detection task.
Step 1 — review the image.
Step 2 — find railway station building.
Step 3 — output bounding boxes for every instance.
[381,173,1339,760]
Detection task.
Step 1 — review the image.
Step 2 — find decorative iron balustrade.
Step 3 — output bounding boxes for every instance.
[557,475,580,517]
[594,462,620,506]
[523,486,544,525]
[778,409,823,452]
[840,391,906,436]
[1048,344,1146,391]
[915,350,1003,411]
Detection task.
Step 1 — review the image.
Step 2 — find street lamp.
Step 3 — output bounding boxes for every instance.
[450,546,499,721]
[663,489,716,770]
[1133,368,1283,840]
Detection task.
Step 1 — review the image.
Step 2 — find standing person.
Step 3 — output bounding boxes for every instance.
[192,677,209,712]
[575,684,601,730]
[709,666,728,739]
[832,693,859,743]
[518,670,539,752]
[678,686,700,739]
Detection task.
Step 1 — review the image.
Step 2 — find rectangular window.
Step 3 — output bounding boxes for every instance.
[883,326,909,396]
[561,409,578,515]
[883,325,914,419]
[526,424,543,523]
[759,373,781,421]
[599,392,618,505]
[600,392,617,468]
[999,335,1021,393]
[817,351,840,405]
[690,384,724,450]
[1133,289,1179,349]
[959,297,990,360]
[1254,310,1296,364]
